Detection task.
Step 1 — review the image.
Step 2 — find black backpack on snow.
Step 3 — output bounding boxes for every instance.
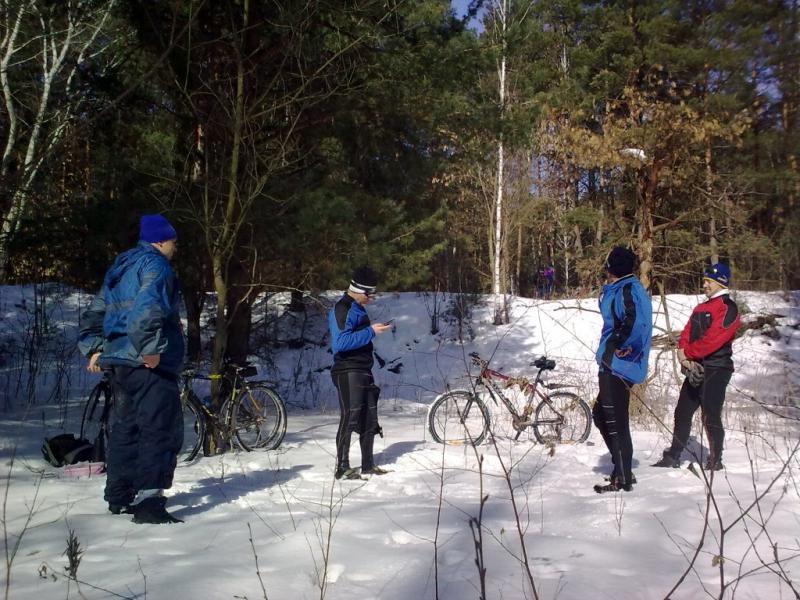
[41,434,95,467]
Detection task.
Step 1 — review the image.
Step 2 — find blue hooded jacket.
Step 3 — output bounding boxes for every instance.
[328,294,375,373]
[78,242,185,374]
[595,275,652,384]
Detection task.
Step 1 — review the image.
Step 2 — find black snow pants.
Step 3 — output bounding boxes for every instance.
[105,366,183,506]
[665,367,732,463]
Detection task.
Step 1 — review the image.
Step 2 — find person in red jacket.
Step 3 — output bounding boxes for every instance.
[653,263,740,471]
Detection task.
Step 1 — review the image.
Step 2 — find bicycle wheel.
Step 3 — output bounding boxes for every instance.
[532,391,591,444]
[232,385,287,451]
[180,393,205,462]
[80,379,113,459]
[428,390,490,446]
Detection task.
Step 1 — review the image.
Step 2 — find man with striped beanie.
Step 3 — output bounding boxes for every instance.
[328,267,392,479]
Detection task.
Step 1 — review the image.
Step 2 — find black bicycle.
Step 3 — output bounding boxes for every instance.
[81,362,288,462]
[428,352,592,446]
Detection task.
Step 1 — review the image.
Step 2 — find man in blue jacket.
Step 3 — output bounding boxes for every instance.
[593,247,652,493]
[79,214,185,523]
[328,267,392,480]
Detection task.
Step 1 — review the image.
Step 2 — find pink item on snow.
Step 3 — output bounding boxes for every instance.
[63,462,106,478]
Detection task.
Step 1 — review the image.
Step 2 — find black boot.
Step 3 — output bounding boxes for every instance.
[362,466,390,476]
[594,477,633,493]
[132,497,183,524]
[108,503,132,515]
[360,433,375,472]
[704,457,723,471]
[652,451,680,468]
[335,466,363,480]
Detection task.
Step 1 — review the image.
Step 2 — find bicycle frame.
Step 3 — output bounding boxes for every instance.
[430,354,591,446]
[475,365,548,425]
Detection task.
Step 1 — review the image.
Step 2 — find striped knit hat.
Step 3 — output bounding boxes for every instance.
[348,266,378,295]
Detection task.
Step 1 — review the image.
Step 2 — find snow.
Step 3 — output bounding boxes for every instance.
[1,285,798,599]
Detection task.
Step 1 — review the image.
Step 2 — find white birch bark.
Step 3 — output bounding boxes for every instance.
[0,0,116,280]
[492,0,508,325]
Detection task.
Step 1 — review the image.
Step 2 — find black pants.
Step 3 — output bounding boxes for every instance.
[332,370,380,470]
[592,371,633,486]
[105,366,183,505]
[666,367,732,463]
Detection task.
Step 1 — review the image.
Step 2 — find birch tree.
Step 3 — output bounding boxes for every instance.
[491,0,509,324]
[0,0,118,280]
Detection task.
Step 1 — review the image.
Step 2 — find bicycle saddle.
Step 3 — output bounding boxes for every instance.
[225,361,258,378]
[532,356,556,371]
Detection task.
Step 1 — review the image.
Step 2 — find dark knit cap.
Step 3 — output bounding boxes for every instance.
[139,214,177,243]
[349,266,378,295]
[605,246,636,278]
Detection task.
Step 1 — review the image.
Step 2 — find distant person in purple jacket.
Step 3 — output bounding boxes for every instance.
[543,266,555,298]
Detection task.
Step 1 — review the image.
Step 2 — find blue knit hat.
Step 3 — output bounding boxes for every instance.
[139,214,177,243]
[704,263,730,287]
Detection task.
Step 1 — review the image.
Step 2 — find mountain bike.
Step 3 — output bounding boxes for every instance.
[185,362,288,459]
[428,352,592,446]
[81,362,288,462]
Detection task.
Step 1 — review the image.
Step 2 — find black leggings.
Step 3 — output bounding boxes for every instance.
[332,370,380,470]
[666,367,732,462]
[592,371,633,486]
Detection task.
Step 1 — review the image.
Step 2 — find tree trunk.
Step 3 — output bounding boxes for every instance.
[225,259,253,364]
[706,140,719,264]
[515,225,522,297]
[183,285,204,363]
[637,163,660,291]
[289,288,305,313]
[492,0,508,325]
[209,0,248,410]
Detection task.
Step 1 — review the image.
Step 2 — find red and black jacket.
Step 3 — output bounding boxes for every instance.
[678,293,740,371]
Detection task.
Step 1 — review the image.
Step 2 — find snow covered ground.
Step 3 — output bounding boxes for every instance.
[1,285,798,599]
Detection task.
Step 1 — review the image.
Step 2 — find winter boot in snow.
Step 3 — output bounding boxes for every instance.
[359,434,382,474]
[335,466,363,480]
[704,457,723,471]
[652,452,681,468]
[108,503,132,515]
[132,497,183,524]
[361,465,390,476]
[594,476,633,493]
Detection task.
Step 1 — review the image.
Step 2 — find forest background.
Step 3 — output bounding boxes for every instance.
[1,0,798,375]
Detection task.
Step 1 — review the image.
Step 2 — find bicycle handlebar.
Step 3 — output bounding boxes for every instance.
[468,352,486,367]
[469,352,556,373]
[532,356,556,371]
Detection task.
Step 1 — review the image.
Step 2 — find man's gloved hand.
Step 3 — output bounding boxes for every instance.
[681,360,705,387]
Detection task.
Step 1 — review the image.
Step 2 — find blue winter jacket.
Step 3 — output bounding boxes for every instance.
[328,294,375,373]
[78,242,185,374]
[595,274,652,384]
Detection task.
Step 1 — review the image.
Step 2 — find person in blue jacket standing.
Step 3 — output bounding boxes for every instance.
[328,267,392,479]
[79,214,185,523]
[593,246,652,493]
